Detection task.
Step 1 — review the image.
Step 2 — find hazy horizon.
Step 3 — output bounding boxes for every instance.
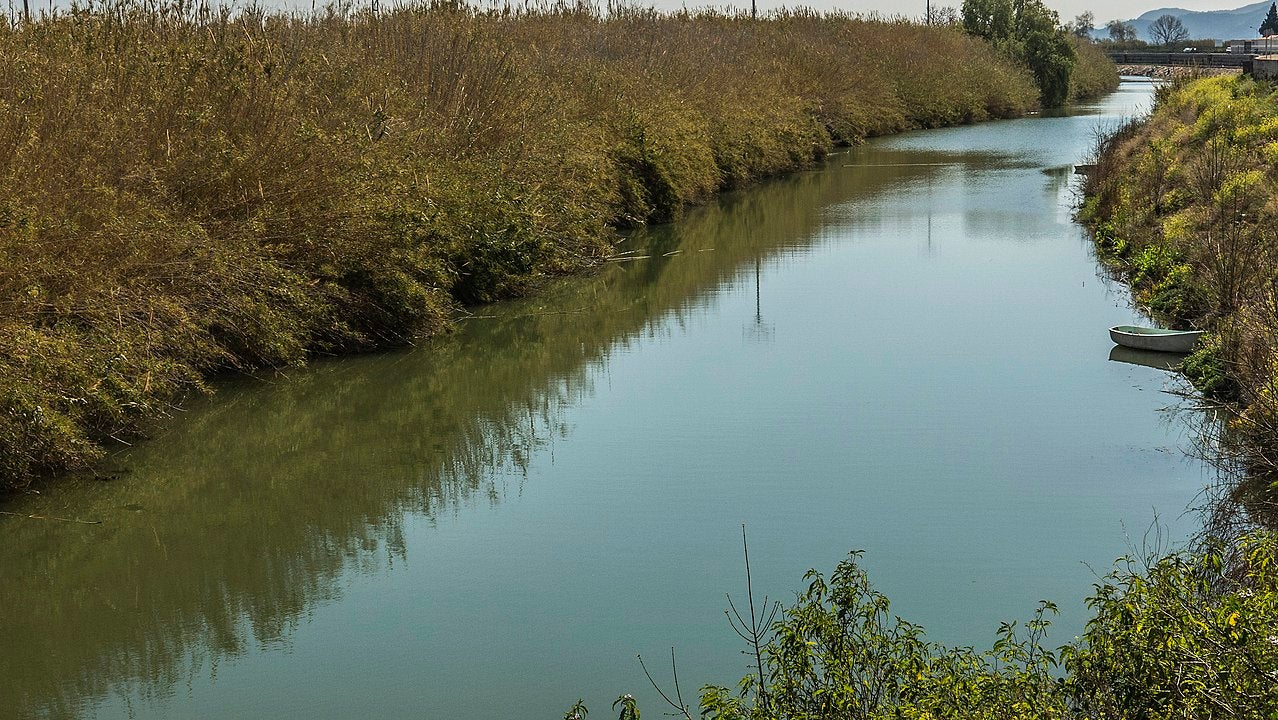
[643,0,1257,26]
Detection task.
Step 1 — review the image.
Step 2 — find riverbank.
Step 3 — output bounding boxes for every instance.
[1081,75,1278,516]
[0,3,1117,490]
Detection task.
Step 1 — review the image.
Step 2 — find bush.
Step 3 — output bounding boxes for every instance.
[1064,533,1278,719]
[577,534,1278,719]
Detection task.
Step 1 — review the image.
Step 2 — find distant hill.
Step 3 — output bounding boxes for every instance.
[1115,1,1274,42]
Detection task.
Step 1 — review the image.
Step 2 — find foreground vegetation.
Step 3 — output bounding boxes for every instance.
[1081,75,1278,509]
[0,2,1117,490]
[577,532,1278,719]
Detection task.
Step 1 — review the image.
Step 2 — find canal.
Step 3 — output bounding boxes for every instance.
[0,80,1210,719]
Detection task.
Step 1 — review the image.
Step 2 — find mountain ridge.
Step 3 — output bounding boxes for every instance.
[1112,1,1272,41]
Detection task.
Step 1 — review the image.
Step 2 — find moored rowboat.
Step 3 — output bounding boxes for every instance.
[1109,325,1203,353]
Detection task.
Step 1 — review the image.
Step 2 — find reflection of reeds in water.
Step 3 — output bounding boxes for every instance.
[1191,407,1278,543]
[0,140,975,718]
[1147,390,1278,592]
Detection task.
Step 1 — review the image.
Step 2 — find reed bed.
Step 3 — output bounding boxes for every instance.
[0,2,1052,488]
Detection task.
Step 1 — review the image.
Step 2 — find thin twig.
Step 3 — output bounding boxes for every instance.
[671,646,686,713]
[637,653,694,720]
[0,511,101,525]
[463,306,594,321]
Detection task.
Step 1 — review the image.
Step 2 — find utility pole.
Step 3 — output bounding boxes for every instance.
[926,0,931,25]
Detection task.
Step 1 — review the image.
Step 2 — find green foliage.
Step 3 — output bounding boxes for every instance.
[613,694,640,720]
[1182,335,1235,400]
[575,534,1278,719]
[1067,37,1121,103]
[1064,533,1278,719]
[698,552,1068,720]
[961,0,1015,43]
[960,0,1088,107]
[1125,245,1200,320]
[1261,2,1278,36]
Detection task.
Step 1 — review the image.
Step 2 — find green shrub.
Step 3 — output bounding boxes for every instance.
[1182,336,1234,400]
[1064,533,1278,719]
[578,533,1278,719]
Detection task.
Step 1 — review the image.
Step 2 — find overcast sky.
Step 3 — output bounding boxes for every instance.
[640,0,1247,26]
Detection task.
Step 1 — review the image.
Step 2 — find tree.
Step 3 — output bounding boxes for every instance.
[961,0,1014,42]
[961,0,1077,107]
[1261,2,1278,36]
[1149,14,1190,46]
[928,5,961,27]
[1018,1,1077,106]
[1069,11,1095,38]
[1106,19,1137,43]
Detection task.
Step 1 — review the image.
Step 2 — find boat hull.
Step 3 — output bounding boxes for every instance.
[1109,325,1203,353]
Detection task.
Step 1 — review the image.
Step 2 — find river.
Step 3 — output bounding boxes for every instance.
[0,80,1211,719]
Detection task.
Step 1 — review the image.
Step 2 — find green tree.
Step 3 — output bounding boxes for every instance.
[1068,11,1095,38]
[1018,2,1077,106]
[961,0,1015,42]
[1261,2,1278,36]
[1064,534,1278,718]
[961,0,1077,107]
[576,533,1278,720]
[699,552,1067,720]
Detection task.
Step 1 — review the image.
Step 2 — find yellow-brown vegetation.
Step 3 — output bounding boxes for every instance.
[0,1,1060,488]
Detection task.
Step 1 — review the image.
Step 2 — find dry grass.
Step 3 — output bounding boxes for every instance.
[0,1,1047,488]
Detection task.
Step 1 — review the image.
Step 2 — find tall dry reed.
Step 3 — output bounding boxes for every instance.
[0,1,1047,488]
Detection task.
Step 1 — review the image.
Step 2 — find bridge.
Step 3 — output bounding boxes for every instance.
[1105,52,1254,72]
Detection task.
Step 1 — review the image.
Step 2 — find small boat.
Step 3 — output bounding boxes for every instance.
[1073,163,1097,175]
[1109,325,1204,353]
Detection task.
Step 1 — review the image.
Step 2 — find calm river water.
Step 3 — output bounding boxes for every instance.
[1,81,1212,719]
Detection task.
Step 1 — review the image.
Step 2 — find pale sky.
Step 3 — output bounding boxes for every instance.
[640,0,1250,26]
[27,0,1257,30]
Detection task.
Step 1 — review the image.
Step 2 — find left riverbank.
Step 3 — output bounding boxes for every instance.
[0,3,1115,489]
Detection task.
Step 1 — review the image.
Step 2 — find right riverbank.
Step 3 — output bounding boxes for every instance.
[1081,74,1278,521]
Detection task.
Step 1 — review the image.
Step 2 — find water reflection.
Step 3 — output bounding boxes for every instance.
[1108,345,1187,371]
[0,137,970,719]
[0,82,1207,720]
